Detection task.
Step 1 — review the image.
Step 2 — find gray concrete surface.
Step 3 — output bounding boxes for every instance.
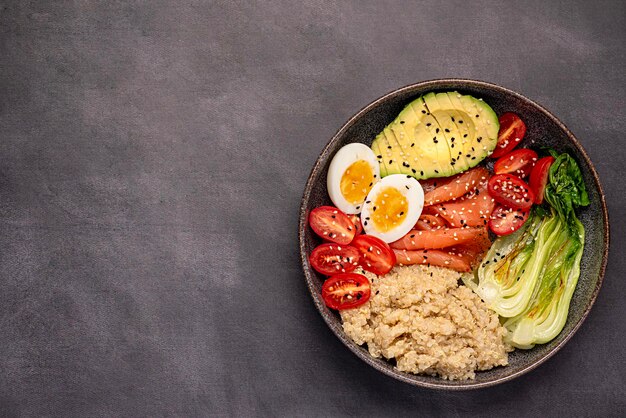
[0,0,624,416]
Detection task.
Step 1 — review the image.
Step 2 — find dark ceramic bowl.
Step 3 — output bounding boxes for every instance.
[298,79,609,390]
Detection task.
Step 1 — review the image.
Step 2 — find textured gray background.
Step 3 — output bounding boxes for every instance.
[0,0,624,417]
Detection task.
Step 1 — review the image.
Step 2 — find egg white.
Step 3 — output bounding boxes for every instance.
[327,143,380,214]
[360,174,424,243]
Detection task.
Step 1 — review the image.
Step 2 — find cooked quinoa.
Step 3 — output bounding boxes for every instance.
[340,265,511,380]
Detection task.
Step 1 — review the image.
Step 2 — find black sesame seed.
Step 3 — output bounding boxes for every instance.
[421,110,426,114]
[399,211,404,216]
[410,234,415,238]
[373,206,377,211]
[476,114,480,118]
[420,171,424,175]
[463,134,468,138]
[477,137,482,142]
[389,160,393,164]
[387,145,392,149]
[377,154,382,158]
[434,169,439,173]
[458,120,463,124]
[411,143,415,147]
[436,128,440,133]
[411,168,416,174]
[451,144,455,148]
[433,138,438,143]
[451,116,455,122]
[363,221,368,226]
[400,120,405,124]
[426,123,431,126]
[450,137,455,142]
[445,128,450,133]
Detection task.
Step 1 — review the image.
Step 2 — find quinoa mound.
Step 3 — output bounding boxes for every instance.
[340,265,511,380]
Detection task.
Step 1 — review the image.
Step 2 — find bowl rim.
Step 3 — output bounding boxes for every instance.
[298,78,610,390]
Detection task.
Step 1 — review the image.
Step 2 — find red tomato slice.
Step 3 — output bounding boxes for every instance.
[493,148,538,178]
[431,183,496,228]
[348,214,363,236]
[351,234,396,275]
[491,113,527,158]
[528,156,555,204]
[309,206,356,245]
[390,227,487,250]
[487,174,535,211]
[423,167,491,205]
[414,214,447,230]
[488,205,530,236]
[393,248,472,272]
[309,243,360,275]
[321,273,371,310]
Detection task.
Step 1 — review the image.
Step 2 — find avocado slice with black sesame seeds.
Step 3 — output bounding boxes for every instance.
[448,92,499,159]
[426,92,474,171]
[370,138,389,177]
[381,126,405,175]
[369,93,498,179]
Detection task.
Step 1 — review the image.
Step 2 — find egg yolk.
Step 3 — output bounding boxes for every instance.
[340,160,374,204]
[371,187,408,232]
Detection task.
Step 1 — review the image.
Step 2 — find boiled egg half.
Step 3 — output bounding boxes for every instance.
[327,143,380,214]
[360,174,424,243]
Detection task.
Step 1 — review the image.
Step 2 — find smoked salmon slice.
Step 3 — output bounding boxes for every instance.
[422,167,490,205]
[390,227,487,250]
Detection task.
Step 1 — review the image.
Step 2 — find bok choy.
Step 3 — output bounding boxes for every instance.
[465,151,589,348]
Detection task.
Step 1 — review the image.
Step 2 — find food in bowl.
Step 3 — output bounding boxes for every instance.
[306,91,590,380]
[341,265,511,380]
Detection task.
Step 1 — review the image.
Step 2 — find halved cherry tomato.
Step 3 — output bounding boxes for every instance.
[493,148,538,178]
[309,243,360,275]
[491,113,527,158]
[348,214,363,236]
[351,234,396,275]
[415,214,447,230]
[309,206,356,245]
[487,174,535,211]
[529,156,555,204]
[488,205,529,236]
[321,273,371,310]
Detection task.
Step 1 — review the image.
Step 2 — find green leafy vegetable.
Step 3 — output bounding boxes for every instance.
[468,150,589,348]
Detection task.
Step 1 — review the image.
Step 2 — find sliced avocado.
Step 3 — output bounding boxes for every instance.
[381,126,404,175]
[449,92,499,158]
[404,98,452,177]
[422,93,462,175]
[428,92,473,171]
[444,92,482,168]
[370,138,389,177]
[369,92,499,179]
